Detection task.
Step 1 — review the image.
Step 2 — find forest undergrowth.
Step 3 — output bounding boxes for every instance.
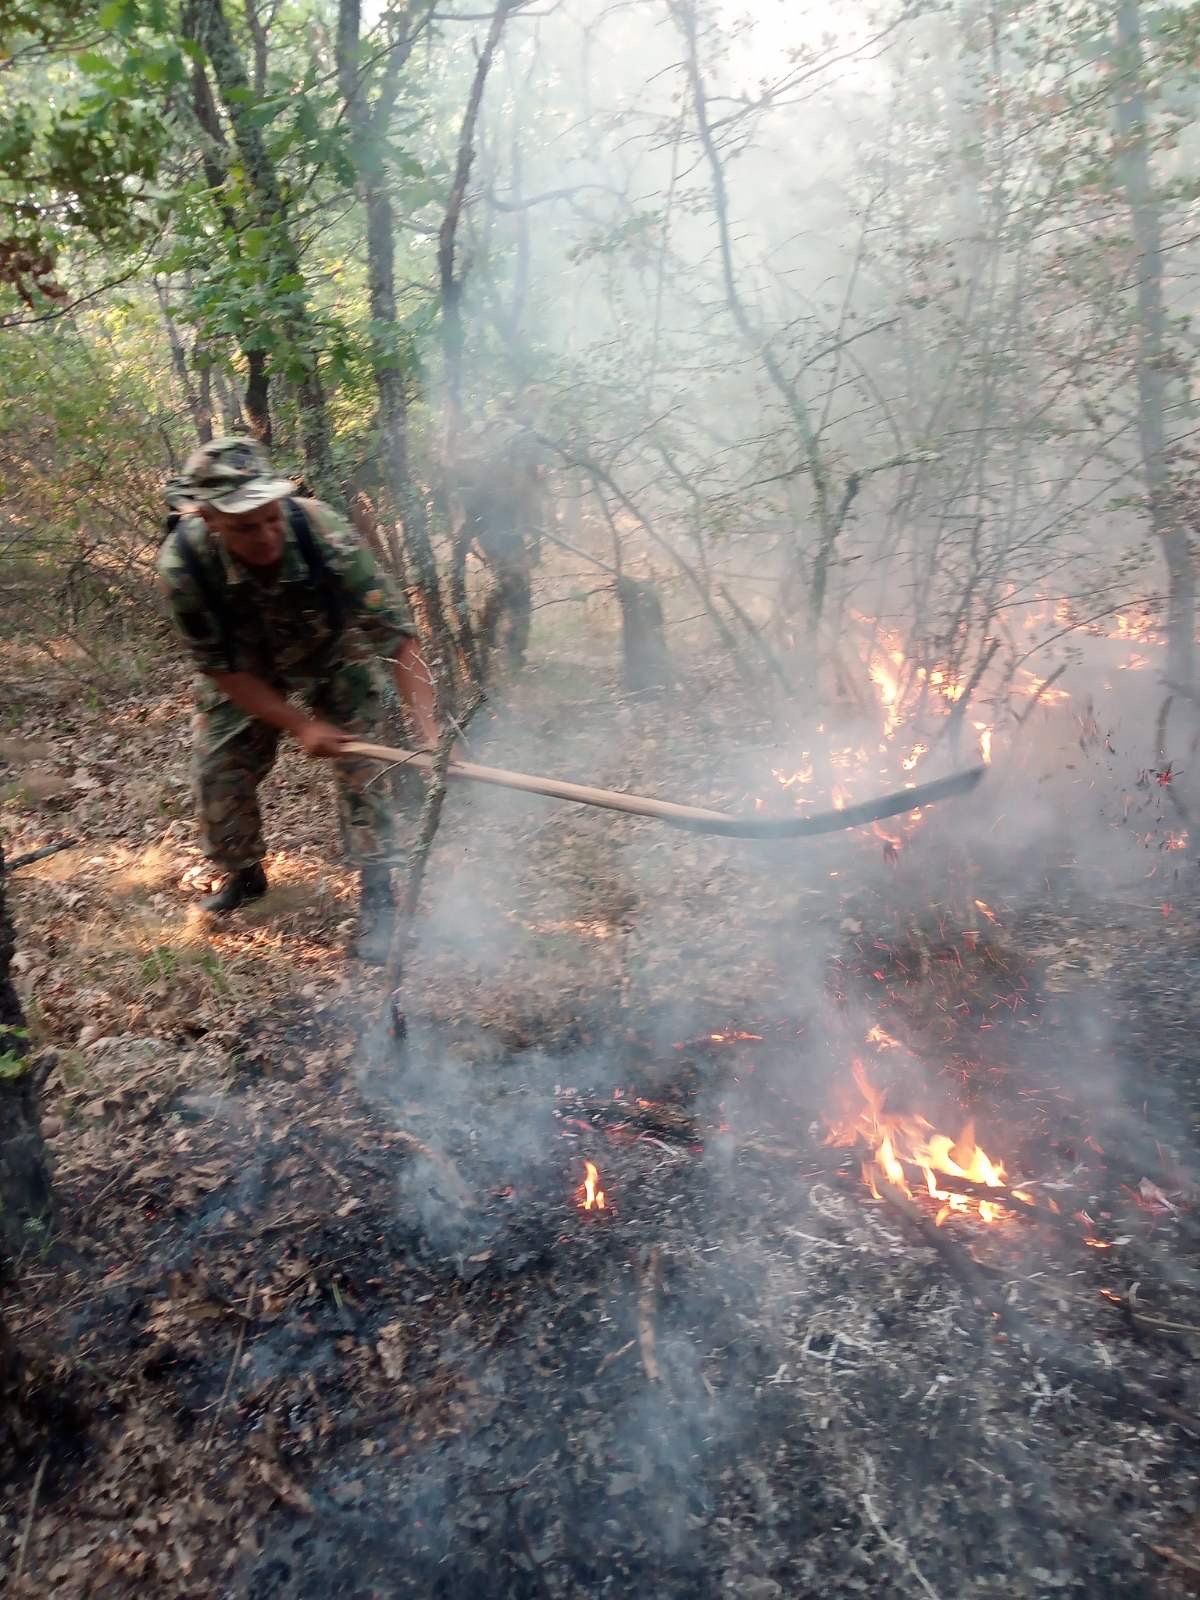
[3,631,1200,1599]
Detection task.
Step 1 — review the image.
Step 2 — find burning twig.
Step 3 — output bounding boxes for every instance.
[894,1165,1089,1239]
[873,1177,1010,1324]
[1014,662,1068,727]
[638,1246,663,1384]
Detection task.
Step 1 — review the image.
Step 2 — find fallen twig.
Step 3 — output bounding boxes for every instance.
[10,1453,48,1592]
[2,838,78,873]
[1153,1543,1200,1583]
[894,1165,1088,1238]
[386,1128,472,1208]
[596,1337,637,1376]
[203,1279,256,1452]
[874,1178,1010,1323]
[377,688,485,1049]
[873,1180,1199,1435]
[638,1246,663,1384]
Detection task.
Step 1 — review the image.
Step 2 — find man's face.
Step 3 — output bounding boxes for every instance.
[208,500,287,566]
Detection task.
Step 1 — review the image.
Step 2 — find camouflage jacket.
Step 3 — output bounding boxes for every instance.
[156,498,417,693]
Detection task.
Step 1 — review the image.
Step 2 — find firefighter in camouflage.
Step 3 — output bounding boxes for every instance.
[158,437,440,961]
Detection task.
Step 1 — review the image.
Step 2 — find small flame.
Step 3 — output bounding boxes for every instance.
[869,658,902,734]
[826,1059,1011,1225]
[576,1160,606,1212]
[866,1024,903,1050]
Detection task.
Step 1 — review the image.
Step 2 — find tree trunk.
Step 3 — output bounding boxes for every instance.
[1113,0,1195,695]
[155,282,212,443]
[335,0,453,664]
[189,0,337,499]
[0,844,52,1268]
[184,40,273,446]
[617,576,672,695]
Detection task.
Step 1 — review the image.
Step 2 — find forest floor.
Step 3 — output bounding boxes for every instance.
[2,631,1200,1599]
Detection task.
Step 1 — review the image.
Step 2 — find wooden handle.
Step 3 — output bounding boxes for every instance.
[342,739,986,840]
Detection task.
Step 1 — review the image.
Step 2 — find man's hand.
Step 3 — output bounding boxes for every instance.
[297,718,354,759]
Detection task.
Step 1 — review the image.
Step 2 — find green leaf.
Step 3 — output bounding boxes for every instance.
[242,226,268,258]
[0,1050,29,1081]
[76,51,113,76]
[98,0,138,36]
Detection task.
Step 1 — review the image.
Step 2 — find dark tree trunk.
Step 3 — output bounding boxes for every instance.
[617,576,672,695]
[244,349,271,445]
[0,845,52,1268]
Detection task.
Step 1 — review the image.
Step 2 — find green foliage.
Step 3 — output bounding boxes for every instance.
[0,1049,29,1080]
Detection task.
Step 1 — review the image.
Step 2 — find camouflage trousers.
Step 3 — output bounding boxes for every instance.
[192,660,405,871]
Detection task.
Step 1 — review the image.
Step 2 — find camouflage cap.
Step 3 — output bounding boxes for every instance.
[177,435,295,514]
[163,474,198,512]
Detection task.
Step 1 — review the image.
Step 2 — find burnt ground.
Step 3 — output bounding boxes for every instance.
[3,650,1200,1597]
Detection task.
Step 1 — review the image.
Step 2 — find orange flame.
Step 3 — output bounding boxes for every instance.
[576,1160,606,1212]
[826,1059,1010,1224]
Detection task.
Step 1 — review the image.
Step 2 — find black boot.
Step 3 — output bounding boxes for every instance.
[200,862,268,914]
[356,867,395,965]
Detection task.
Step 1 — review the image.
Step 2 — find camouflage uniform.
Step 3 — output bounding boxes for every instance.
[157,497,418,872]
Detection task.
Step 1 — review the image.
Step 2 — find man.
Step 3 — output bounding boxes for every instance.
[157,436,439,961]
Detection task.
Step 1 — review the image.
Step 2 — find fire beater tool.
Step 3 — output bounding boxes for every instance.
[343,740,985,839]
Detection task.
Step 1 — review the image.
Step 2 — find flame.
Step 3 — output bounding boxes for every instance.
[575,1160,606,1212]
[1014,669,1071,705]
[865,1024,903,1049]
[869,657,902,734]
[826,1059,1010,1225]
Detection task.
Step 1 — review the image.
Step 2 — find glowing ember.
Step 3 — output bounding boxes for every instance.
[576,1160,606,1212]
[826,1059,1011,1225]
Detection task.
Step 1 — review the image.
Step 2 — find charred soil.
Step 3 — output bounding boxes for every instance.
[3,665,1200,1597]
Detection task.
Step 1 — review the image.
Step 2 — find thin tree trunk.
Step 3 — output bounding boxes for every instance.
[336,0,452,663]
[672,0,840,626]
[438,0,512,438]
[1113,0,1195,694]
[188,0,336,499]
[0,844,52,1267]
[435,0,514,681]
[155,282,212,443]
[183,39,273,445]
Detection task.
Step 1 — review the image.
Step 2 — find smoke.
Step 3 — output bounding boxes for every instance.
[318,7,1200,1590]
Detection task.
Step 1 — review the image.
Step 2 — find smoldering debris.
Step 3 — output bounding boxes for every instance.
[11,903,1200,1600]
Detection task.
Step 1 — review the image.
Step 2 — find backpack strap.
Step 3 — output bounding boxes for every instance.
[286,498,344,640]
[172,522,236,672]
